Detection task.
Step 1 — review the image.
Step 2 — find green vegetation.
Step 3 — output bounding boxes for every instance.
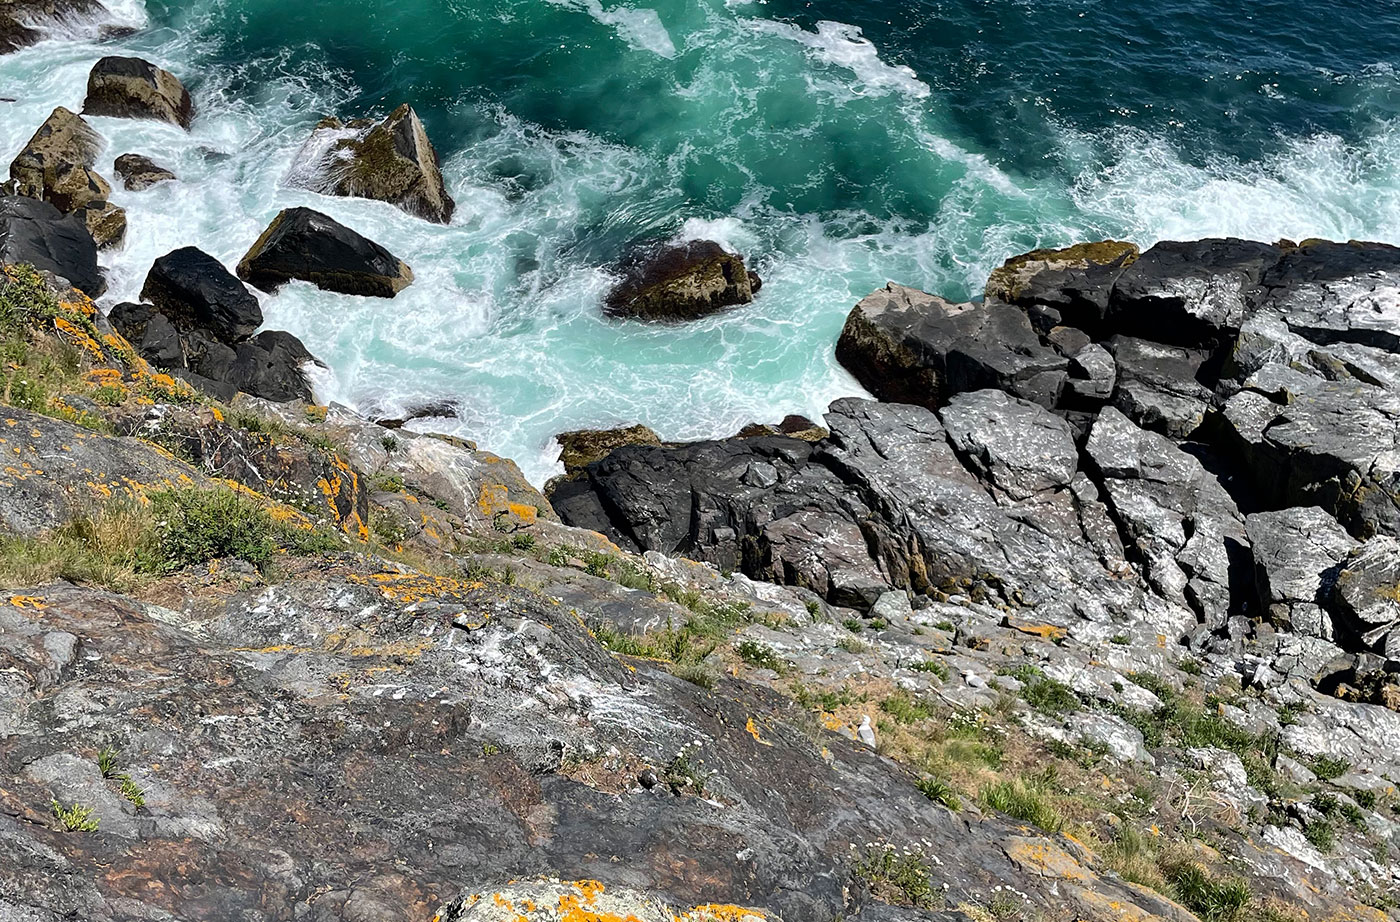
[370,472,406,493]
[1309,755,1350,781]
[663,746,710,797]
[369,507,411,546]
[981,772,1064,833]
[1160,856,1251,922]
[591,582,764,668]
[843,617,864,633]
[909,657,949,680]
[50,800,99,832]
[916,775,961,810]
[881,690,935,724]
[790,681,862,712]
[852,844,939,909]
[96,747,144,807]
[0,485,348,592]
[1021,676,1080,715]
[735,639,788,674]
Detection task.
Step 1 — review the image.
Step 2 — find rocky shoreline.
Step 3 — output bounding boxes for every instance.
[2,6,1400,922]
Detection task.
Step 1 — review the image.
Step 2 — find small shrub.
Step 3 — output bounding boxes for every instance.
[805,599,820,617]
[1111,633,1130,645]
[118,776,144,807]
[663,745,710,797]
[369,507,411,546]
[51,800,99,832]
[371,472,406,493]
[852,843,939,909]
[934,619,955,632]
[842,617,863,633]
[916,775,961,810]
[909,658,949,681]
[672,662,717,690]
[868,618,887,630]
[1310,755,1350,781]
[736,639,787,674]
[511,533,536,550]
[981,777,1063,833]
[1303,819,1335,852]
[880,691,934,724]
[147,487,278,570]
[1021,677,1080,715]
[1179,657,1204,676]
[1160,856,1251,922]
[380,434,400,453]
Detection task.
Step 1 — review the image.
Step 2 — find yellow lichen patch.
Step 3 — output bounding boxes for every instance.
[744,717,771,746]
[1002,616,1067,643]
[8,595,48,610]
[347,571,485,606]
[507,502,538,524]
[53,316,104,360]
[677,906,766,922]
[1003,837,1096,884]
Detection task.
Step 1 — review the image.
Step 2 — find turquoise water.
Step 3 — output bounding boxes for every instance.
[4,0,1400,482]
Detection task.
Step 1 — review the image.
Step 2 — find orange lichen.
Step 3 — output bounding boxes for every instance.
[8,595,48,610]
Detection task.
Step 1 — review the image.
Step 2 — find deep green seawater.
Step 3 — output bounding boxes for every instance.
[4,0,1400,481]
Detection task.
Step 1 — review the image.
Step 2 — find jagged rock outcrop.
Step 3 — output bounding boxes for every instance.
[236,206,414,297]
[555,423,662,478]
[604,240,761,322]
[289,104,455,223]
[835,283,1067,409]
[82,55,194,129]
[0,0,102,54]
[1246,506,1354,639]
[6,106,125,248]
[985,239,1139,332]
[112,152,175,190]
[0,194,103,295]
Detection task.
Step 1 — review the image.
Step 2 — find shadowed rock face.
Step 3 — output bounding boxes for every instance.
[139,246,261,342]
[82,56,194,129]
[0,195,103,295]
[605,240,761,322]
[237,206,414,298]
[290,104,455,224]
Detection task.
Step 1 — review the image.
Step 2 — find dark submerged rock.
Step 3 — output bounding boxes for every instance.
[236,206,414,298]
[604,240,760,322]
[112,152,176,190]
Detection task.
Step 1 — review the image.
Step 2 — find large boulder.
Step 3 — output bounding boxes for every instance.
[289,104,454,224]
[0,195,104,296]
[112,153,176,190]
[604,240,761,322]
[555,423,662,478]
[0,0,101,54]
[140,247,262,343]
[83,56,194,129]
[6,106,125,248]
[835,283,1068,410]
[236,206,413,298]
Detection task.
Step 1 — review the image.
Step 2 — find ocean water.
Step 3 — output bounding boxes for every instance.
[4,0,1400,483]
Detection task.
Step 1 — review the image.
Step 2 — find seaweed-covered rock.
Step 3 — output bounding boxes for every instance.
[83,56,194,129]
[555,424,662,478]
[6,106,125,248]
[604,240,760,322]
[0,194,104,296]
[140,246,262,343]
[112,152,175,190]
[985,240,1139,332]
[289,104,454,224]
[236,206,413,297]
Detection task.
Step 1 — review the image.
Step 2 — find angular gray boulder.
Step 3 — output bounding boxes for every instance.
[236,206,413,298]
[1246,506,1355,639]
[289,104,455,224]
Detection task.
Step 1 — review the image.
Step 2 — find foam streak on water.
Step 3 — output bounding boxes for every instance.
[3,0,1400,484]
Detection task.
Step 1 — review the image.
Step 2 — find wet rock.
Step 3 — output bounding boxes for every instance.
[5,106,125,248]
[604,240,760,322]
[82,56,194,129]
[1107,238,1282,348]
[835,283,1068,411]
[112,152,175,190]
[0,195,103,296]
[1246,507,1355,639]
[108,300,183,367]
[985,240,1139,332]
[290,104,455,224]
[140,246,262,343]
[0,0,102,55]
[939,389,1078,502]
[735,414,829,442]
[237,206,414,297]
